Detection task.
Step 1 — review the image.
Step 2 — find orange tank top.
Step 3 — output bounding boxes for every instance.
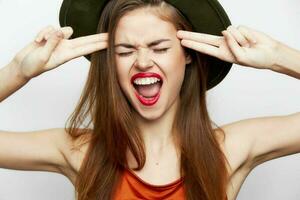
[113,168,185,199]
[113,168,228,200]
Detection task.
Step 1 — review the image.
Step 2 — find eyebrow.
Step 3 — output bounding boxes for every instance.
[114,39,171,49]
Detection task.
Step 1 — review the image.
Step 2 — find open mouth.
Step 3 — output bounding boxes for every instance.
[132,81,163,98]
[132,80,163,106]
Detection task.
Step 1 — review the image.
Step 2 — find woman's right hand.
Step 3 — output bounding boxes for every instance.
[12,25,108,79]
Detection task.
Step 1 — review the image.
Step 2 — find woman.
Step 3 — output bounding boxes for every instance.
[0,0,299,199]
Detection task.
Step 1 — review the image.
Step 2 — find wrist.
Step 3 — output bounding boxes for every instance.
[8,59,31,82]
[271,42,300,77]
[271,41,285,73]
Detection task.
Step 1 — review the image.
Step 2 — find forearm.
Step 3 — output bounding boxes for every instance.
[271,42,300,79]
[0,60,30,102]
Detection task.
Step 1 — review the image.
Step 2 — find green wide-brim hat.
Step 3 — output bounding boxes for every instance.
[59,0,233,90]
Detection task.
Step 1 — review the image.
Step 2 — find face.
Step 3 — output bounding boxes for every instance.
[114,8,191,121]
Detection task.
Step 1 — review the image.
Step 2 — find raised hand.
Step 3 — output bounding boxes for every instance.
[177,25,280,70]
[13,25,108,79]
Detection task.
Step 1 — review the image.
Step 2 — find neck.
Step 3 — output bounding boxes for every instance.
[136,97,180,152]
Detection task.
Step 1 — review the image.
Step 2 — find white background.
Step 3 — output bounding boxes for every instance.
[0,0,300,199]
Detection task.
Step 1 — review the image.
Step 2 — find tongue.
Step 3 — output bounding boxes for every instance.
[136,82,161,98]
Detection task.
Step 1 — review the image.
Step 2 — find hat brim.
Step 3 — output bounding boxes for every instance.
[59,0,233,90]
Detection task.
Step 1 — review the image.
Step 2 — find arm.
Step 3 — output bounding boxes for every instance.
[178,25,300,80]
[0,26,65,103]
[271,42,300,79]
[222,112,300,169]
[0,128,70,173]
[0,25,107,103]
[0,60,30,102]
[0,127,92,184]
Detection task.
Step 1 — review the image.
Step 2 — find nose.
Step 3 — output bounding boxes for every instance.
[134,48,154,70]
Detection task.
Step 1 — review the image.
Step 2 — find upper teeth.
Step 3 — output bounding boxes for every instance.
[134,77,161,85]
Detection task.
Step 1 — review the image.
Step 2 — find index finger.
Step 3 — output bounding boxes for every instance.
[177,30,222,47]
[71,33,108,47]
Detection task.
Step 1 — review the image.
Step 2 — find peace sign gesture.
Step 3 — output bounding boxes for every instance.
[13,25,108,79]
[177,25,280,70]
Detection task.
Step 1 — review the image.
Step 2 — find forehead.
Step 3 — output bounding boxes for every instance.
[114,8,176,45]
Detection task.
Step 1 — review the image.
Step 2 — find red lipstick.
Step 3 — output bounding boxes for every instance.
[131,72,163,106]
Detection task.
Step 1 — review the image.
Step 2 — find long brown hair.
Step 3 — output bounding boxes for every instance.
[65,0,230,199]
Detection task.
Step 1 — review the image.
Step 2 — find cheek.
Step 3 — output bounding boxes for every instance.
[115,61,126,86]
[166,50,186,91]
[115,60,132,95]
[164,48,186,76]
[171,65,186,88]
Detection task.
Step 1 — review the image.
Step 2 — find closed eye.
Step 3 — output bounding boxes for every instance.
[117,48,169,57]
[153,48,169,53]
[118,52,132,57]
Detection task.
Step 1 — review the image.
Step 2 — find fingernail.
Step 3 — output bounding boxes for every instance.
[67,26,73,32]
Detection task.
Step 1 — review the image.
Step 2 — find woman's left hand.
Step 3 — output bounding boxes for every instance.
[177,25,280,70]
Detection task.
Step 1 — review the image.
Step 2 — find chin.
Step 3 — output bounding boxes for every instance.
[134,106,164,122]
